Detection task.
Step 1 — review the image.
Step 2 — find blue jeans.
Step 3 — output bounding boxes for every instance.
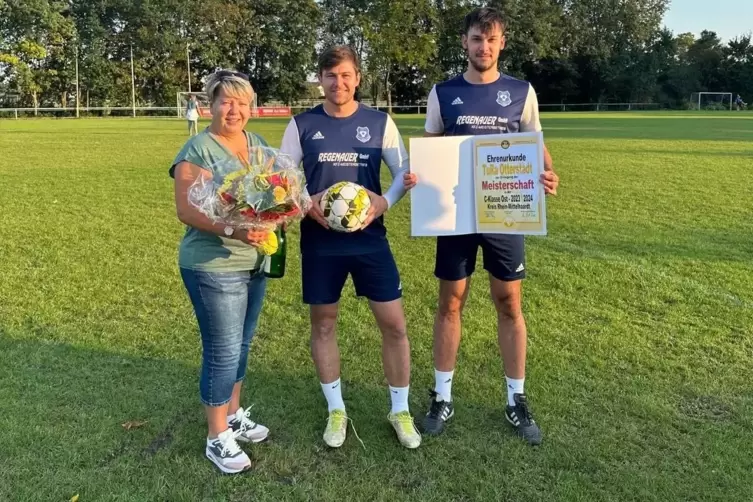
[180,268,267,406]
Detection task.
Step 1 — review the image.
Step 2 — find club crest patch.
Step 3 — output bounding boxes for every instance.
[356,126,371,143]
[497,90,511,107]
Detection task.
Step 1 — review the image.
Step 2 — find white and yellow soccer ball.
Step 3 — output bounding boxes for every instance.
[320,181,371,232]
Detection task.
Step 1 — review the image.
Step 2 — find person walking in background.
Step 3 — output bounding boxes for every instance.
[186,94,200,136]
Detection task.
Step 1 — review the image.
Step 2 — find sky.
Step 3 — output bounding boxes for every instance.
[663,0,753,41]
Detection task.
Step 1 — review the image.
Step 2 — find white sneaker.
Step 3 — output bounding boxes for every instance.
[228,406,270,443]
[205,428,252,474]
[323,409,348,448]
[388,411,422,449]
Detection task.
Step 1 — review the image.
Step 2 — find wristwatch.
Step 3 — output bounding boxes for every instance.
[224,226,234,237]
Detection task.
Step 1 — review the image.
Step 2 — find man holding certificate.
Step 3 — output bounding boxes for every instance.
[412,6,560,445]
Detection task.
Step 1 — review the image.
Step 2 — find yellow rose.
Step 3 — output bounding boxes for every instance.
[273,186,286,203]
[257,230,278,255]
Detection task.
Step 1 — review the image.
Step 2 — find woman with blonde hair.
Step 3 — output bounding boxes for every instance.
[169,69,271,474]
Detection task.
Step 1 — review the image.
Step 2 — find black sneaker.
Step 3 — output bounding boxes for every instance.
[422,389,454,435]
[505,393,542,445]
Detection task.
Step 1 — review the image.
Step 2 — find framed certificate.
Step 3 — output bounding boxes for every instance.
[409,132,547,237]
[473,133,546,235]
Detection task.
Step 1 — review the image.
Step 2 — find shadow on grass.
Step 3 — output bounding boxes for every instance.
[0,334,533,501]
[2,327,753,501]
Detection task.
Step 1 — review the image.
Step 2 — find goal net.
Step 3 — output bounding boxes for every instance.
[177,91,258,118]
[689,92,732,111]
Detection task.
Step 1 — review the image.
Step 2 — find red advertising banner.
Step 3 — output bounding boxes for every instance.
[195,106,291,118]
[254,106,292,117]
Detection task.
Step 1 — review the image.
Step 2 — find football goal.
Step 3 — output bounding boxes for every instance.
[689,92,732,111]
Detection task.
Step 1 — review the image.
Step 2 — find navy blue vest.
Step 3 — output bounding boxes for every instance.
[294,104,389,256]
[434,74,530,136]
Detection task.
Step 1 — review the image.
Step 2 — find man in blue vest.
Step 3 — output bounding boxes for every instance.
[280,46,421,449]
[415,7,560,445]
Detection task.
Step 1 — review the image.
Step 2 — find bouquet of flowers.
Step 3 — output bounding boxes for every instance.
[187,146,310,255]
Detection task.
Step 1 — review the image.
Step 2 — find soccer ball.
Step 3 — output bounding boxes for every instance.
[320,181,371,232]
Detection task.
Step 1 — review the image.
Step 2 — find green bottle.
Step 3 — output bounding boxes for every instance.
[263,227,286,279]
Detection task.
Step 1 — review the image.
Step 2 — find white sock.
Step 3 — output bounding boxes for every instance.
[434,369,454,402]
[506,376,525,407]
[389,385,410,414]
[207,428,233,442]
[226,407,242,423]
[321,378,345,412]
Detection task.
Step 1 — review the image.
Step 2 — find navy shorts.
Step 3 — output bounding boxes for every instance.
[434,234,525,282]
[302,248,402,305]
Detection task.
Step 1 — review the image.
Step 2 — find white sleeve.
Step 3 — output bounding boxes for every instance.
[519,84,542,132]
[424,85,444,134]
[381,115,409,209]
[279,118,304,165]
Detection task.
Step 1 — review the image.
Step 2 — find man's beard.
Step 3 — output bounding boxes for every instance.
[469,56,497,73]
[466,47,497,73]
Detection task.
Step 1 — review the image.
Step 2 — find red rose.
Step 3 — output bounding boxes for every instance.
[239,207,257,218]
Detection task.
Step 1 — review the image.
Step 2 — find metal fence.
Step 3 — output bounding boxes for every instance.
[0,106,177,119]
[0,102,665,119]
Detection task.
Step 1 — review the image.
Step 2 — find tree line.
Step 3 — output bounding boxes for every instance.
[1,0,751,111]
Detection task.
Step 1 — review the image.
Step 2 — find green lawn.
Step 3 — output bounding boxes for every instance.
[1,111,752,501]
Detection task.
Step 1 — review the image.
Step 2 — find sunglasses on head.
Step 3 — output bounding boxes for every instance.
[215,70,250,81]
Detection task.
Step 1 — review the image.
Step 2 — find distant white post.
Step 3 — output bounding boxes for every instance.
[75,44,80,118]
[187,43,192,93]
[130,45,136,118]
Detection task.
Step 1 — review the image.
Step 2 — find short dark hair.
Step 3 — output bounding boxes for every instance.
[318,45,361,75]
[463,7,506,36]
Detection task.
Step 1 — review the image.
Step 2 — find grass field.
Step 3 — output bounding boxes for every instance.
[1,111,752,501]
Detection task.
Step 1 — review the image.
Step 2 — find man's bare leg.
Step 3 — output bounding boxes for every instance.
[490,276,541,445]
